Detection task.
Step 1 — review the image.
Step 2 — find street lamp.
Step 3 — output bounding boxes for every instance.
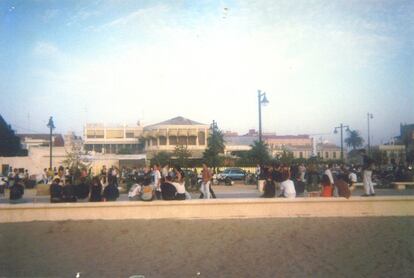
[47,117,55,169]
[334,123,350,160]
[367,113,374,154]
[258,90,269,143]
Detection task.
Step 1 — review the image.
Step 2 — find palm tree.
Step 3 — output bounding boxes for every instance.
[345,130,364,150]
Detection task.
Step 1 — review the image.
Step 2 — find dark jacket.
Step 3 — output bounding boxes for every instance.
[161,182,177,200]
[103,184,119,201]
[10,183,24,200]
[75,182,90,199]
[62,184,77,202]
[89,184,102,202]
[50,183,63,203]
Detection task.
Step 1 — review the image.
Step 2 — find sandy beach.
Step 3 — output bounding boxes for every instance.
[1,217,413,277]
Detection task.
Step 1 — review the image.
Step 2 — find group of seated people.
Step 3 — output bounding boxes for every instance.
[49,176,119,203]
[261,167,351,199]
[128,166,191,201]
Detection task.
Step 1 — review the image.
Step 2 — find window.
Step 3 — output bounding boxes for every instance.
[169,136,177,145]
[317,152,321,157]
[325,152,329,158]
[126,132,134,138]
[188,136,196,145]
[198,131,205,145]
[106,129,123,139]
[299,152,303,158]
[159,136,167,145]
[178,136,187,145]
[151,138,158,146]
[333,152,336,159]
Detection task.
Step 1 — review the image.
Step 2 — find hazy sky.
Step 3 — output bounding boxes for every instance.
[1,0,413,145]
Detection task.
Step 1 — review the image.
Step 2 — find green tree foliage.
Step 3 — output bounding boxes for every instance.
[203,121,225,169]
[174,145,191,168]
[62,142,91,183]
[151,151,172,166]
[345,130,364,150]
[0,115,23,156]
[247,140,270,165]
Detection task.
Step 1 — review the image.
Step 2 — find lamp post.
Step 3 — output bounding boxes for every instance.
[47,117,55,169]
[367,113,374,154]
[334,123,350,160]
[258,90,269,143]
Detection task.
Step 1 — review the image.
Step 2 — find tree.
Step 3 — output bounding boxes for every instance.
[345,130,364,150]
[247,140,270,165]
[62,142,91,184]
[203,121,225,170]
[0,115,23,156]
[174,145,191,168]
[151,151,172,166]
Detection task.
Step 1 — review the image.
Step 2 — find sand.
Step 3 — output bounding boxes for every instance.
[1,217,413,278]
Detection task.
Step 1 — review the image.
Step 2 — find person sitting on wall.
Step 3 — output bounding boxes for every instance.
[161,175,177,200]
[103,180,120,202]
[62,179,77,202]
[50,177,63,203]
[261,166,276,198]
[89,177,103,202]
[334,174,351,199]
[279,169,296,198]
[75,177,90,201]
[9,177,25,204]
[320,174,333,197]
[293,172,306,197]
[172,167,191,200]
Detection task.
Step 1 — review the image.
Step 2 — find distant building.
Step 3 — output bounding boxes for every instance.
[143,116,210,159]
[316,143,342,160]
[378,144,406,164]
[83,123,144,154]
[17,133,65,150]
[398,123,414,152]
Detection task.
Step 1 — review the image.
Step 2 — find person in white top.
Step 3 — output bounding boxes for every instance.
[279,170,296,198]
[172,167,191,200]
[348,168,357,189]
[324,164,334,184]
[152,164,162,200]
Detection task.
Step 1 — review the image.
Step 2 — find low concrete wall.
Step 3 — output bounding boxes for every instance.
[1,197,414,223]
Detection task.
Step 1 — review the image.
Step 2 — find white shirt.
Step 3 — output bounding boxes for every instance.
[348,172,357,183]
[324,169,334,184]
[280,180,296,198]
[152,170,161,190]
[172,182,186,194]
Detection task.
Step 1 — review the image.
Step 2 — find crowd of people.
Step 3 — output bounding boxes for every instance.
[1,148,413,203]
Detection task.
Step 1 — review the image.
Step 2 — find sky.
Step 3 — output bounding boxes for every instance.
[0,0,413,146]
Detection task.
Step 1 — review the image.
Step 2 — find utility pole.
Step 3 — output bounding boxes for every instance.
[334,123,350,161]
[367,113,374,154]
[47,117,55,169]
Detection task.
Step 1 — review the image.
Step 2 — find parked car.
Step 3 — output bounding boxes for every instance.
[216,168,246,183]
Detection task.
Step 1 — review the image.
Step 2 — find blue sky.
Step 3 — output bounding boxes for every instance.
[0,0,413,146]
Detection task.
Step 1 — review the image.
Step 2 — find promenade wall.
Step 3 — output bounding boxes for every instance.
[1,196,414,223]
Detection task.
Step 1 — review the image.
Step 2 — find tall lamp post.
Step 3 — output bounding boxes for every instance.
[47,117,55,169]
[367,113,374,154]
[258,90,269,143]
[334,123,350,160]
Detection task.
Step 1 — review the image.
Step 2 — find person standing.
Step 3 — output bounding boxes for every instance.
[361,150,375,196]
[201,163,212,199]
[324,164,334,185]
[152,164,162,200]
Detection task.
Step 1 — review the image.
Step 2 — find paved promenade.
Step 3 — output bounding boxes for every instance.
[1,217,413,277]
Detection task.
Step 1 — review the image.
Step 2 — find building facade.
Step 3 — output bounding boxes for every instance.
[143,117,210,159]
[83,123,144,154]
